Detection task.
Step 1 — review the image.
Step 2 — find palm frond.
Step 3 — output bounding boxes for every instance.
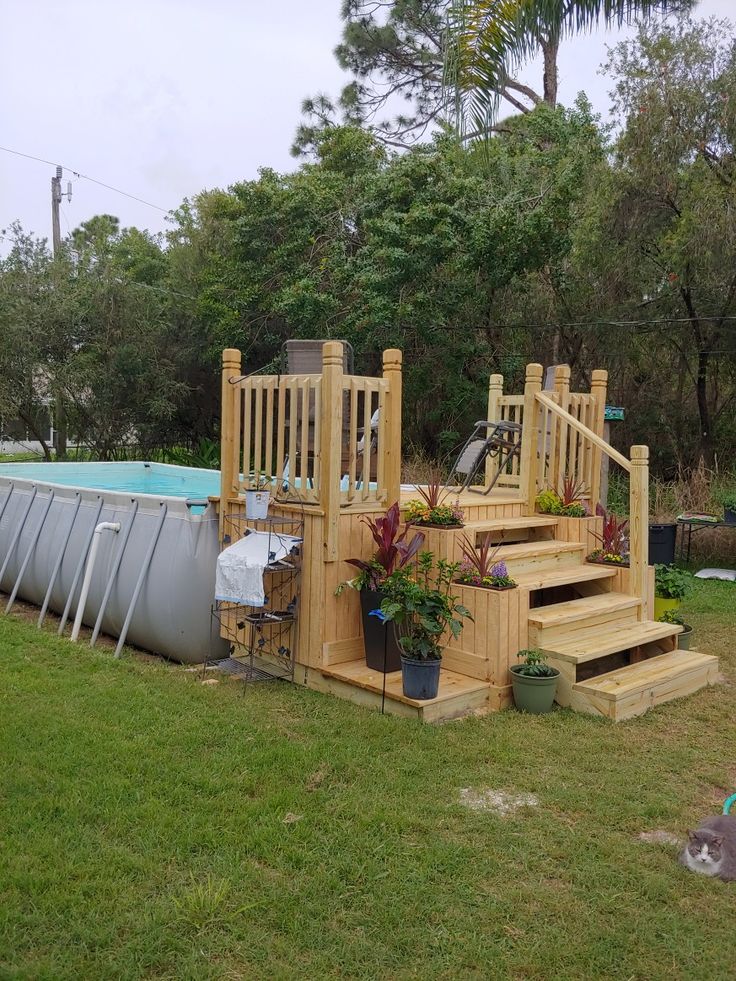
[447,0,691,137]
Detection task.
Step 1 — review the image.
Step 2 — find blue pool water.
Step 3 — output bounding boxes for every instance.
[0,461,221,500]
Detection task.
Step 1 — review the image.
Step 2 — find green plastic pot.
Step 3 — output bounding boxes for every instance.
[678,625,693,650]
[653,596,680,621]
[510,665,560,714]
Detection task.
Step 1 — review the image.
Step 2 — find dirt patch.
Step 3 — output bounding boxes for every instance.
[638,830,682,846]
[458,788,539,816]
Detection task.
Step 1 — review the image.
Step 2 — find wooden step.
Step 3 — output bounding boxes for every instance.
[528,593,641,645]
[462,516,559,533]
[545,620,681,664]
[513,564,618,591]
[318,660,491,723]
[529,593,640,628]
[569,649,720,721]
[488,540,584,575]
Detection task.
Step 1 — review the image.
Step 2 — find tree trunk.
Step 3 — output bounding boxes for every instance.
[695,347,714,467]
[540,35,559,107]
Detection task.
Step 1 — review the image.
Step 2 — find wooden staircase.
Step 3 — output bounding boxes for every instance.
[317,506,718,723]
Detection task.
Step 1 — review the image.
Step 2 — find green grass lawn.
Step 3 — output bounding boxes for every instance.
[1,582,736,980]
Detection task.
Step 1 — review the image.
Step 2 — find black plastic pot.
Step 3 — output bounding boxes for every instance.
[725,508,736,526]
[648,523,677,565]
[400,655,441,700]
[360,589,402,673]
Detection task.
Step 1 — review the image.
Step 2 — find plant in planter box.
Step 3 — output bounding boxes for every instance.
[587,506,629,566]
[653,563,692,620]
[535,476,590,518]
[510,649,560,714]
[719,491,736,525]
[404,473,464,528]
[455,533,517,590]
[336,502,425,673]
[378,552,472,700]
[657,606,693,650]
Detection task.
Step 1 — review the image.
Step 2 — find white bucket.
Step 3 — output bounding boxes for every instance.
[245,489,270,519]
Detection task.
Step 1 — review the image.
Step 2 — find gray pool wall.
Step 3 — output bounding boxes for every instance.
[0,476,228,664]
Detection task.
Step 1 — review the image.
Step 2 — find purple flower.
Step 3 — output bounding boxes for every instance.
[490,561,508,578]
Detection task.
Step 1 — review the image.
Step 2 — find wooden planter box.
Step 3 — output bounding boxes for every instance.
[454,579,518,592]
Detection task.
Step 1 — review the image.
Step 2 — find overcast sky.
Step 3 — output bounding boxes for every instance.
[0,0,731,247]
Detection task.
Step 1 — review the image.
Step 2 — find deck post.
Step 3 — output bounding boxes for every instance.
[485,373,503,489]
[220,348,242,541]
[320,341,344,562]
[551,364,571,491]
[382,348,403,506]
[520,363,543,512]
[589,369,608,508]
[629,445,649,620]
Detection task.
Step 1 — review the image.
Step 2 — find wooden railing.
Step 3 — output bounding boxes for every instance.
[220,343,402,559]
[486,362,649,616]
[485,380,524,490]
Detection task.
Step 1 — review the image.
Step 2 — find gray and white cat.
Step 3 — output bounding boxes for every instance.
[680,815,736,881]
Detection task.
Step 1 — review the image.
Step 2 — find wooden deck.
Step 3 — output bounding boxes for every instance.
[217,346,718,724]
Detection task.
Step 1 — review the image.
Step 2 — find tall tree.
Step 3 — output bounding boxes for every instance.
[451,0,691,136]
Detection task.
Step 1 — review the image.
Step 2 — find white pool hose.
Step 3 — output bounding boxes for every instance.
[70,522,121,642]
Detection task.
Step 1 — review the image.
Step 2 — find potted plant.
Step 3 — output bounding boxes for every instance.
[244,475,272,519]
[587,506,629,566]
[455,533,517,590]
[404,473,464,528]
[378,552,472,700]
[336,502,424,673]
[653,563,692,620]
[720,492,736,526]
[658,607,693,650]
[510,649,560,714]
[535,476,590,518]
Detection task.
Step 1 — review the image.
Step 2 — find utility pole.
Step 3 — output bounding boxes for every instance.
[51,165,62,255]
[51,165,68,458]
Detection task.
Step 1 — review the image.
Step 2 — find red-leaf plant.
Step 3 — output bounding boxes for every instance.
[593,504,629,557]
[458,532,502,578]
[343,502,425,592]
[557,475,587,508]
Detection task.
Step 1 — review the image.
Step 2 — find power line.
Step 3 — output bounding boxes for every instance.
[0,144,170,213]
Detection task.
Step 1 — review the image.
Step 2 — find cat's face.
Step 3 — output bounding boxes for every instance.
[686,830,724,867]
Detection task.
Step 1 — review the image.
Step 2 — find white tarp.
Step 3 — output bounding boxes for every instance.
[215,531,301,607]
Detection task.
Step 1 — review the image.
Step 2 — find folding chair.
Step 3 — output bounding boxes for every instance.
[448,420,523,495]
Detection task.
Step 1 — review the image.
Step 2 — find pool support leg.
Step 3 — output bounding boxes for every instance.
[0,486,37,586]
[6,490,55,613]
[38,493,82,628]
[114,502,167,658]
[59,498,104,635]
[90,502,139,648]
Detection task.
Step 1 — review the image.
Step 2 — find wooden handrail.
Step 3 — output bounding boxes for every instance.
[535,391,631,473]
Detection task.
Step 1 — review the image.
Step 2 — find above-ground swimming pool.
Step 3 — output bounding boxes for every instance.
[0,462,228,663]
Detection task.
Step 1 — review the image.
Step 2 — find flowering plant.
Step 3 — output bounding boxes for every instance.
[404,473,464,527]
[454,532,517,588]
[405,499,464,527]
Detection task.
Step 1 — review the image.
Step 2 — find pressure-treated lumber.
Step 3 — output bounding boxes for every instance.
[535,391,631,472]
[629,445,650,619]
[569,650,719,721]
[512,563,618,591]
[318,660,492,722]
[320,342,344,561]
[545,620,680,664]
[382,349,403,506]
